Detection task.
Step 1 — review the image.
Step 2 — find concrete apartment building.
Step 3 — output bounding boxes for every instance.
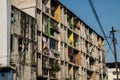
[0,0,105,80]
[106,62,120,80]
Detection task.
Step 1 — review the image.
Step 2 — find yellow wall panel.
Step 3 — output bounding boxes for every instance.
[52,5,60,23]
[55,5,60,22]
[68,33,74,46]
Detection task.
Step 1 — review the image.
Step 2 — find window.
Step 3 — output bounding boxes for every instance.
[18,37,23,51]
[50,38,58,50]
[10,35,13,50]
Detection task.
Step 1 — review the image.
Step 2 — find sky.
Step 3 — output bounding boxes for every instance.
[59,0,120,63]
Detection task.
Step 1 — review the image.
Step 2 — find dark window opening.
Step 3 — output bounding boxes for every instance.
[37,30,41,36]
[50,38,58,50]
[36,8,41,14]
[18,37,23,51]
[10,35,13,50]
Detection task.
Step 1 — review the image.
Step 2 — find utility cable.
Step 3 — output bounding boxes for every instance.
[105,40,113,58]
[89,0,114,54]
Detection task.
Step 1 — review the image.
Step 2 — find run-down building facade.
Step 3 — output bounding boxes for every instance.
[0,0,105,80]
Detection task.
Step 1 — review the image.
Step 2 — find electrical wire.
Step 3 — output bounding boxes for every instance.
[89,0,114,55]
[105,40,113,58]
[88,2,120,79]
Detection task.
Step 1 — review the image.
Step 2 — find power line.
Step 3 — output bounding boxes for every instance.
[105,40,113,56]
[89,0,113,54]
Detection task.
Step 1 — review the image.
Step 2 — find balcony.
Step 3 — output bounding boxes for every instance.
[42,68,49,77]
[74,18,81,35]
[42,18,50,37]
[74,52,82,66]
[68,47,75,64]
[73,67,80,80]
[67,13,74,30]
[51,0,60,23]
[50,19,60,33]
[74,34,79,50]
[50,25,59,33]
[90,57,96,71]
[74,18,81,29]
[68,30,74,47]
[42,56,49,69]
[49,59,60,79]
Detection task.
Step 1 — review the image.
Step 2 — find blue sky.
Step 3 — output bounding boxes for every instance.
[59,0,120,63]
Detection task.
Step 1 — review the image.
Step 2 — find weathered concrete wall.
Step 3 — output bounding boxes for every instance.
[11,6,37,80]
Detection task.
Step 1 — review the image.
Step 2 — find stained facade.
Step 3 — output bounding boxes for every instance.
[0,0,105,80]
